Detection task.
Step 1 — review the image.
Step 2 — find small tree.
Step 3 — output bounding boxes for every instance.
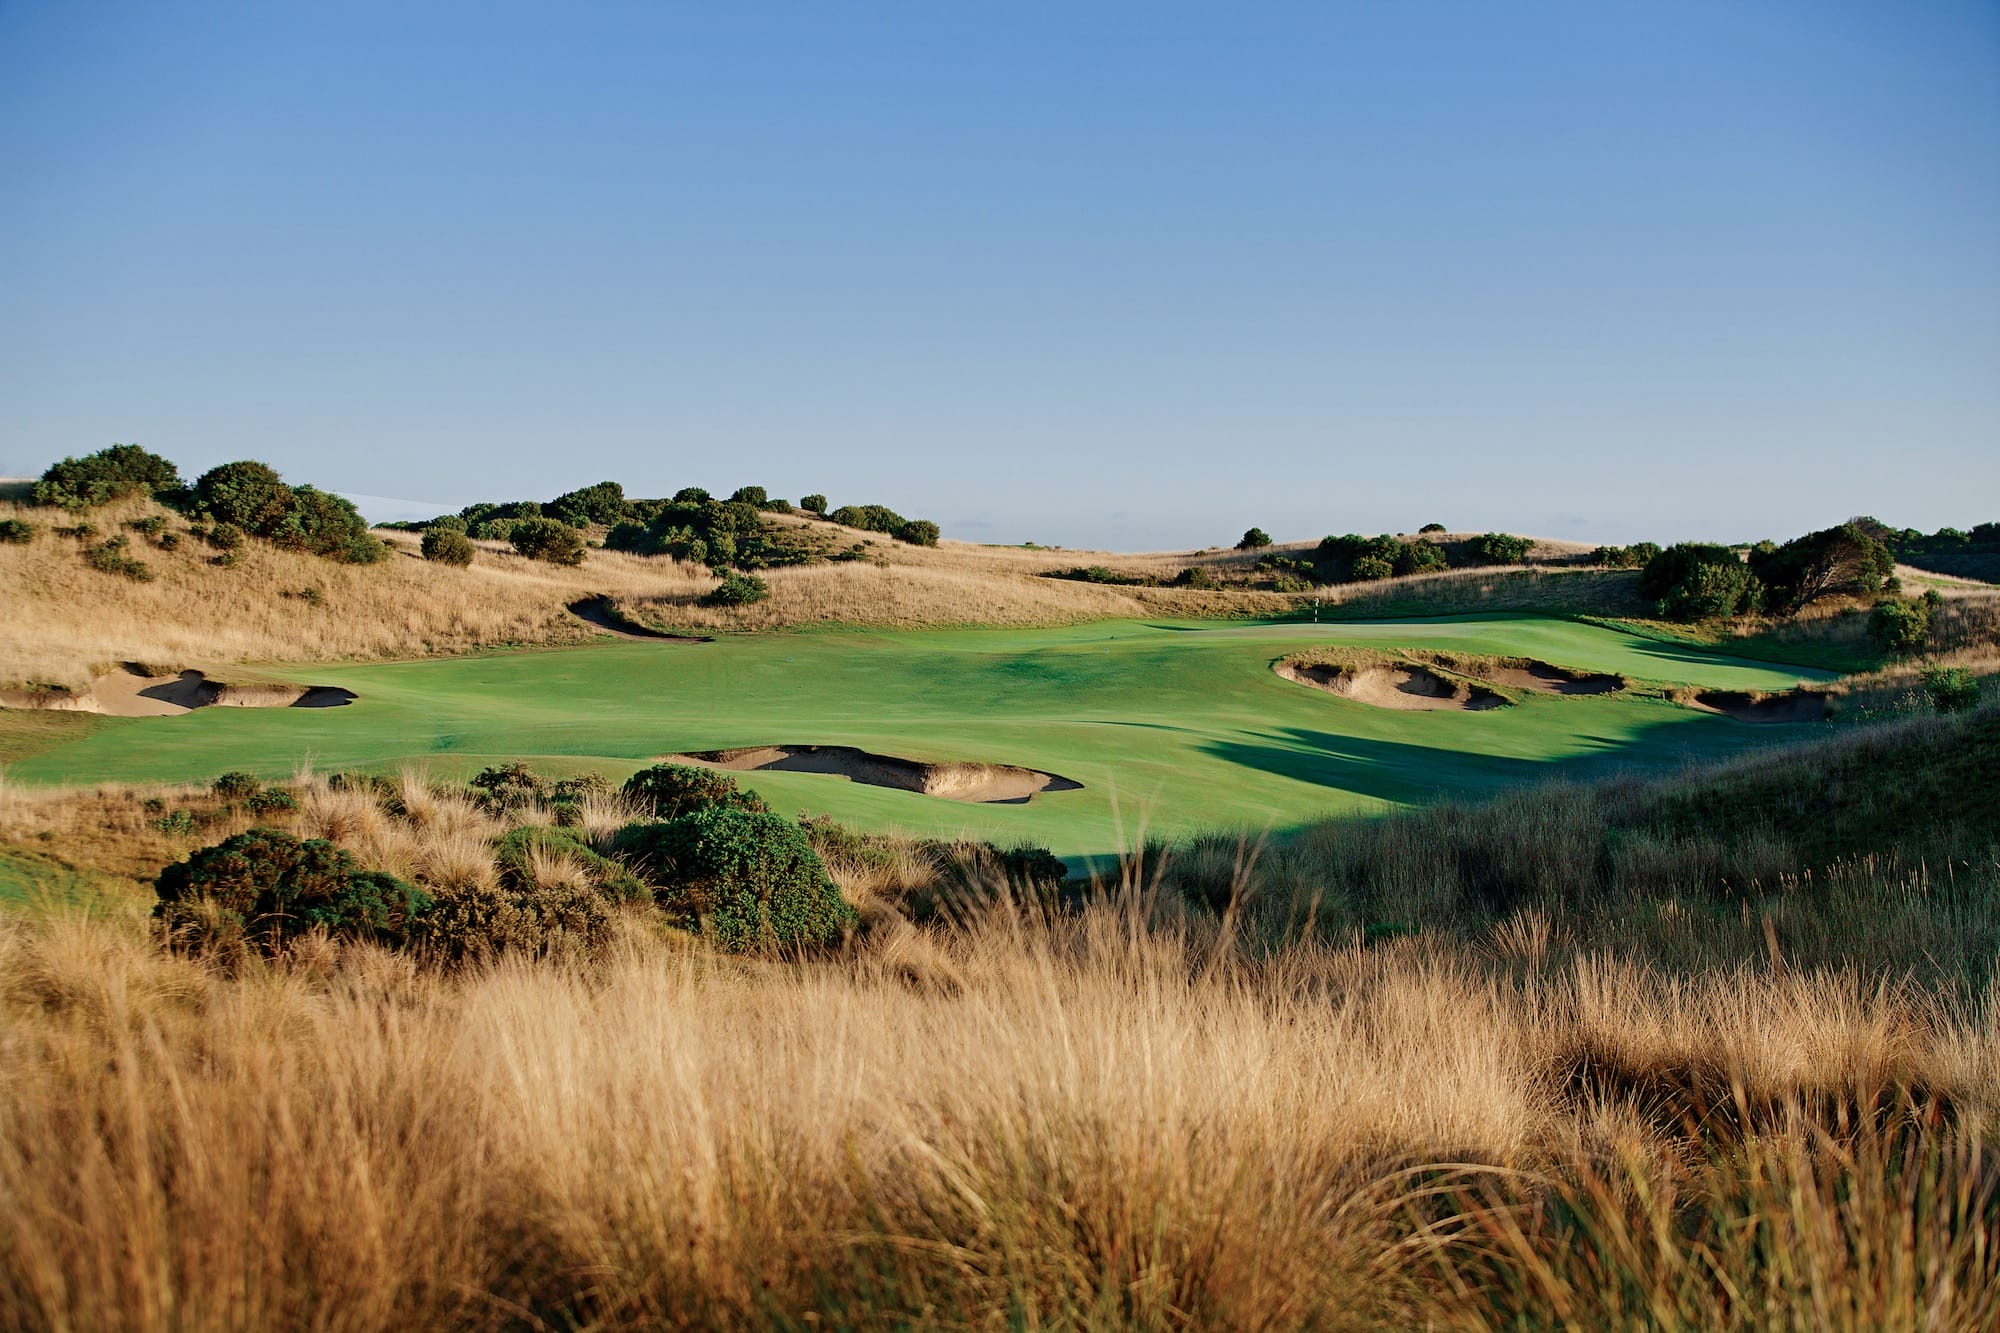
[1868,596,1934,659]
[1642,544,1762,621]
[509,516,586,566]
[195,461,295,533]
[1236,528,1273,551]
[1418,522,1447,534]
[800,494,828,515]
[896,518,940,547]
[34,444,182,510]
[1469,533,1533,565]
[421,526,475,566]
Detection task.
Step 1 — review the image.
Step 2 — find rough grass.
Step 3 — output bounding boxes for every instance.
[3,713,1998,1326]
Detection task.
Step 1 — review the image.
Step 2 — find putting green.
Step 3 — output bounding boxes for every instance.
[6,616,1835,861]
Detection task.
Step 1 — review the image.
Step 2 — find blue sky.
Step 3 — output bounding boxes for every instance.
[4,1,1995,548]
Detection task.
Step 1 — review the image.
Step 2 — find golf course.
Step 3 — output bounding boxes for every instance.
[11,614,1833,859]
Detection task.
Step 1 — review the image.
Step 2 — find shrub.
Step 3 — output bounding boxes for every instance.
[246,787,298,815]
[1236,527,1273,550]
[130,514,168,537]
[207,521,245,550]
[613,807,853,951]
[1642,543,1762,621]
[508,515,587,566]
[1174,565,1221,590]
[421,526,475,566]
[601,521,655,554]
[1270,574,1310,593]
[0,518,34,543]
[1418,522,1447,534]
[800,494,828,515]
[728,485,768,508]
[212,771,261,799]
[1394,541,1448,576]
[1869,597,1934,659]
[621,762,770,821]
[896,518,941,547]
[268,486,386,563]
[83,536,154,581]
[195,461,295,532]
[1923,667,1981,714]
[701,571,770,607]
[469,761,549,812]
[1351,553,1395,581]
[545,480,629,528]
[1468,532,1533,565]
[154,828,430,954]
[33,444,182,510]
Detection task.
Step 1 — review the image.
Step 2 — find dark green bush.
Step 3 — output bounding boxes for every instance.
[0,518,34,543]
[1869,596,1936,659]
[1351,553,1394,581]
[613,807,853,951]
[1418,522,1447,534]
[728,485,768,508]
[469,762,549,812]
[83,536,154,581]
[828,502,907,534]
[246,788,298,815]
[268,486,386,563]
[621,763,770,821]
[701,571,770,607]
[33,444,182,510]
[896,518,940,547]
[1468,532,1533,565]
[545,480,629,528]
[212,771,261,799]
[601,521,655,554]
[1641,543,1762,621]
[1236,527,1273,550]
[800,494,828,515]
[508,516,587,566]
[207,521,245,550]
[1395,541,1448,576]
[154,827,429,954]
[1923,667,1981,714]
[196,461,295,532]
[421,527,475,566]
[1174,566,1220,590]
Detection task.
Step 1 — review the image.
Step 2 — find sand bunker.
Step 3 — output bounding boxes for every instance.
[1690,689,1830,724]
[1482,660,1625,696]
[1277,662,1507,712]
[568,597,711,643]
[0,665,355,718]
[663,745,1084,804]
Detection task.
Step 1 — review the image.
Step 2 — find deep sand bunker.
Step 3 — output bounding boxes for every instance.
[1480,660,1625,696]
[0,665,355,718]
[1690,689,1831,724]
[664,745,1083,804]
[1277,662,1508,712]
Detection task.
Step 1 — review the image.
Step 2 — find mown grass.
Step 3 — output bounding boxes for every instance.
[5,618,1834,859]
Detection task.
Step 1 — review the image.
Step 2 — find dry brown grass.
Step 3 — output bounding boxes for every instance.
[0,498,1294,689]
[0,900,1991,1330]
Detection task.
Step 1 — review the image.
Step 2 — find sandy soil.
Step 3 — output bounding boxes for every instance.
[665,745,1083,804]
[1481,661,1625,696]
[0,665,354,717]
[1276,662,1507,712]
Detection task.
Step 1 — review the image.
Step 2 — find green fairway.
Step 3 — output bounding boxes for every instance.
[5,616,1837,861]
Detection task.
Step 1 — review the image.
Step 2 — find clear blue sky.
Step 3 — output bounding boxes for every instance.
[4,2,1995,549]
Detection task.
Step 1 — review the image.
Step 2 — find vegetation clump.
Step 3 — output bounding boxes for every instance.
[1641,542,1763,620]
[1870,591,1941,659]
[1924,666,1981,714]
[700,571,771,607]
[1235,527,1273,550]
[614,806,854,950]
[32,443,182,511]
[154,827,430,956]
[82,535,154,582]
[1750,521,1895,611]
[507,515,587,566]
[420,525,474,566]
[1467,532,1533,565]
[621,762,770,821]
[191,461,387,563]
[0,518,33,543]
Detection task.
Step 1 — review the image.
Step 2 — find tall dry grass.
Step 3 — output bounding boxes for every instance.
[0,898,1992,1330]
